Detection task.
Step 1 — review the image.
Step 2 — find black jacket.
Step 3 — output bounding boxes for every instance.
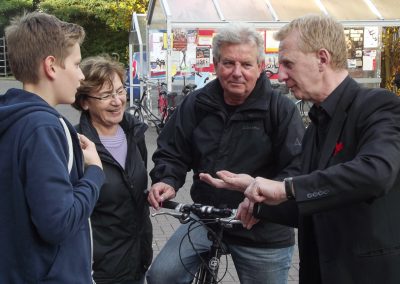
[257,78,400,283]
[295,78,400,284]
[76,112,152,283]
[151,73,304,247]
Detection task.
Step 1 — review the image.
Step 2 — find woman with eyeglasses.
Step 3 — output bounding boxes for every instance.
[72,55,152,284]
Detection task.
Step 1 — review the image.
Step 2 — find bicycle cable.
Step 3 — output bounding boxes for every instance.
[179,218,230,283]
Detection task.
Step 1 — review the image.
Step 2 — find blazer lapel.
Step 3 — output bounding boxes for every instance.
[318,79,360,169]
[318,108,347,169]
[301,125,316,174]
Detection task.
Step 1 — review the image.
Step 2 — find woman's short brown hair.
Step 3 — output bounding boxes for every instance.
[72,55,126,111]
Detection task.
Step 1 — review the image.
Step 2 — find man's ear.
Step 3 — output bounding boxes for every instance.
[317,49,331,71]
[43,55,57,80]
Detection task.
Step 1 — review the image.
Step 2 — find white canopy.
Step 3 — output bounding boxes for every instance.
[147,0,400,28]
[128,0,397,98]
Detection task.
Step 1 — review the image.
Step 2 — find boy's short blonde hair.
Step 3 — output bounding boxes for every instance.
[5,12,85,83]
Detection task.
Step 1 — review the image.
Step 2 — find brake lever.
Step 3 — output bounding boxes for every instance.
[151,211,191,224]
[151,211,181,218]
[178,213,191,224]
[218,209,242,228]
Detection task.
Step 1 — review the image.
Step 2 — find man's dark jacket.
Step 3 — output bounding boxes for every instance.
[259,77,400,283]
[151,73,305,247]
[76,112,152,283]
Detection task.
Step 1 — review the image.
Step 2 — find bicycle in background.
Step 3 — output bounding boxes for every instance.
[158,80,197,130]
[157,81,168,116]
[126,77,164,133]
[127,76,198,134]
[182,83,197,97]
[152,200,241,284]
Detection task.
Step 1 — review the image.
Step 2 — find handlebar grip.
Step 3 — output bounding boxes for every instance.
[211,207,234,218]
[161,200,180,210]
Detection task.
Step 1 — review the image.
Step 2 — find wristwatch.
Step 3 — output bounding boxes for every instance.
[283,177,295,200]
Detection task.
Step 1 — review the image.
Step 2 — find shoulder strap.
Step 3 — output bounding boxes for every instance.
[264,89,279,137]
[59,117,73,174]
[194,103,209,128]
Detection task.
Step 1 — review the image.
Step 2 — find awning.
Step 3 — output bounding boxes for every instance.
[147,0,400,27]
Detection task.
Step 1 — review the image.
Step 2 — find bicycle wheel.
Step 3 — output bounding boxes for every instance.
[126,104,144,123]
[140,98,163,133]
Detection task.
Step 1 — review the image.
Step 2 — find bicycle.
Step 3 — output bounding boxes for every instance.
[182,83,197,97]
[159,83,197,126]
[152,200,241,284]
[157,81,168,116]
[126,78,164,133]
[158,88,178,130]
[127,77,182,134]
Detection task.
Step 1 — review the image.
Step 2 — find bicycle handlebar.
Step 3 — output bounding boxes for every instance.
[138,77,163,86]
[152,200,241,227]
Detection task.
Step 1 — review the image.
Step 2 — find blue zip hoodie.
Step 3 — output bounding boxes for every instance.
[0,89,105,283]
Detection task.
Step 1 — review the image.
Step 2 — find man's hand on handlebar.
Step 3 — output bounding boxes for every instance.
[147,182,176,210]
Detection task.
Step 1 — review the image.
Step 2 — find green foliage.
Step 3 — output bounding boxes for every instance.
[0,0,149,63]
[0,0,34,35]
[381,27,400,95]
[1,0,148,65]
[39,0,149,64]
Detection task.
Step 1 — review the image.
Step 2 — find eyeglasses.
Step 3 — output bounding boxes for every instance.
[86,88,127,101]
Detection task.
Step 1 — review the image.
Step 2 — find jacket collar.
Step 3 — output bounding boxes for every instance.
[77,111,147,157]
[317,76,360,169]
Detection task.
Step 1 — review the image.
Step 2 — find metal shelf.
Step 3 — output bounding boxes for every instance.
[0,36,11,77]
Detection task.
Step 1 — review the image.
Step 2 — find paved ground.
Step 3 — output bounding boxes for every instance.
[1,77,300,283]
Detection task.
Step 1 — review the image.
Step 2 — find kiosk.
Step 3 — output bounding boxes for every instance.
[129,0,400,98]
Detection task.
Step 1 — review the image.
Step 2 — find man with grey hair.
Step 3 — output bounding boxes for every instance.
[146,24,304,283]
[200,14,400,284]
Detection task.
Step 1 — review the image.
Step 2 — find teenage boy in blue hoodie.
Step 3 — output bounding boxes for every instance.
[0,12,105,283]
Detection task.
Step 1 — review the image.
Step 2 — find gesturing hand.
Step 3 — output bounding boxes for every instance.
[244,177,286,205]
[199,170,254,192]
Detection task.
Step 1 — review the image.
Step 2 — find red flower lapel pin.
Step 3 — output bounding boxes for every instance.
[333,142,344,156]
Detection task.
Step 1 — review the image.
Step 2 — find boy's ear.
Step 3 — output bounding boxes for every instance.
[43,55,57,79]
